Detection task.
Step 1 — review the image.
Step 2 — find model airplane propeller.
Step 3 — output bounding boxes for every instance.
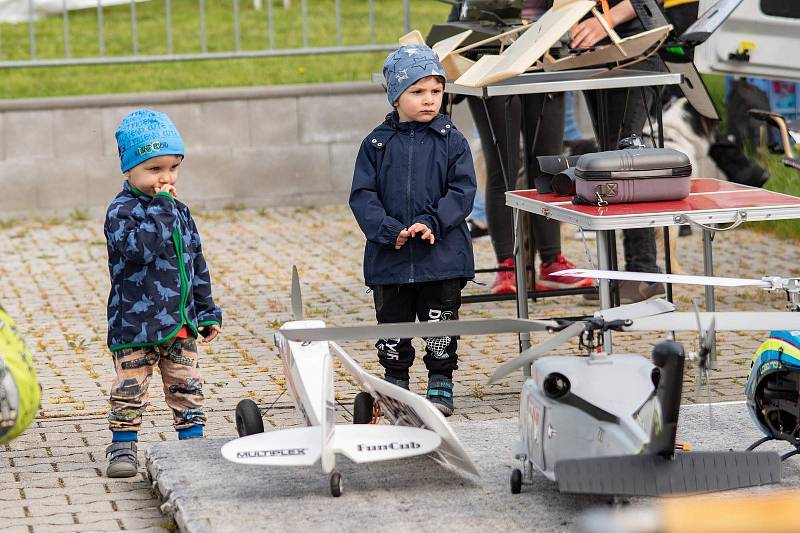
[221,267,481,497]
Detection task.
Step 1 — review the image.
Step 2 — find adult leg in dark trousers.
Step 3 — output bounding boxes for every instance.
[583,59,666,303]
[373,280,461,381]
[466,93,591,294]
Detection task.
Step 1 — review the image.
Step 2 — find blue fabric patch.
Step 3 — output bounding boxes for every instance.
[177,425,204,440]
[111,430,138,442]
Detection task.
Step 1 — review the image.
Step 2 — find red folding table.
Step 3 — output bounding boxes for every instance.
[506,178,800,356]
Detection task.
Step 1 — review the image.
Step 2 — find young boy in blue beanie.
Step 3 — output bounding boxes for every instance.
[350,45,476,416]
[103,109,223,477]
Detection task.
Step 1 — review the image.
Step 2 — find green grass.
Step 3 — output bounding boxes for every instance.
[0,0,449,98]
[758,154,800,239]
[0,2,797,239]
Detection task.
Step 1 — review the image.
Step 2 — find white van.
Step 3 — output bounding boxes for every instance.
[696,0,800,81]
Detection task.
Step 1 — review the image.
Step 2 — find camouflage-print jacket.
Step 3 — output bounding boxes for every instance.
[104,181,222,351]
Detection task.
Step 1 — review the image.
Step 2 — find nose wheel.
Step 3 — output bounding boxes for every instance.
[329,471,343,497]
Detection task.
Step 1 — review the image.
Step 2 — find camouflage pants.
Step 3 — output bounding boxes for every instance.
[108,337,205,433]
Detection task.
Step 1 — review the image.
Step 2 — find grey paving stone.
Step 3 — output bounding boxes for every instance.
[0,205,797,531]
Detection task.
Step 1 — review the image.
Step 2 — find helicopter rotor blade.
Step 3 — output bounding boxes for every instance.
[552,269,775,289]
[595,298,676,322]
[281,318,559,343]
[624,312,800,331]
[291,265,303,321]
[488,322,586,384]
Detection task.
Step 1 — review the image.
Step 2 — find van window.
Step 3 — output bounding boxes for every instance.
[760,1,800,18]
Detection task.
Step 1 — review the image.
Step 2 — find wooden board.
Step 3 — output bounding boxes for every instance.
[543,25,671,71]
[454,54,503,87]
[432,30,474,80]
[461,0,595,87]
[441,53,475,80]
[399,30,425,45]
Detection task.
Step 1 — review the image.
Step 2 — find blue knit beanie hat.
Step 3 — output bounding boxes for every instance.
[383,44,445,105]
[115,109,185,173]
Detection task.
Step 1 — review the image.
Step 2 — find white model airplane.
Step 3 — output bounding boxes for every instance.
[221,268,483,496]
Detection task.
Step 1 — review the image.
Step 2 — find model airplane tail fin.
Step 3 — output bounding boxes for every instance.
[221,426,323,466]
[333,425,441,463]
[291,265,303,320]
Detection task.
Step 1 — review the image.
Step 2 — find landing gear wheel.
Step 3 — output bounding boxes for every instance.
[510,468,522,494]
[330,471,343,497]
[353,392,374,424]
[235,399,264,437]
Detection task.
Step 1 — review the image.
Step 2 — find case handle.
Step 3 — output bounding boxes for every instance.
[673,210,747,232]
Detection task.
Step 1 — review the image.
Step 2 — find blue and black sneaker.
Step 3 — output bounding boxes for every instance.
[384,375,410,390]
[426,374,454,417]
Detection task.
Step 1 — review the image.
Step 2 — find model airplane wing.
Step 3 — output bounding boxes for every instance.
[220,425,440,466]
[432,30,474,79]
[455,0,595,87]
[399,30,425,45]
[332,425,441,463]
[280,317,558,343]
[543,25,671,72]
[221,426,323,466]
[330,342,480,476]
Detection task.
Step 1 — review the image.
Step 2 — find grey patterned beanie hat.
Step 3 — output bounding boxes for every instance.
[383,44,445,105]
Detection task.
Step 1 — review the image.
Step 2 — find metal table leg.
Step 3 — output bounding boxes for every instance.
[514,208,532,376]
[703,229,717,367]
[597,229,613,352]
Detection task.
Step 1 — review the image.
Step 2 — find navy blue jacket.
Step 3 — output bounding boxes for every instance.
[350,112,476,286]
[104,182,222,351]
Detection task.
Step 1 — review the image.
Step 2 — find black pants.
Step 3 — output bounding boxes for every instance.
[583,60,661,273]
[467,93,564,264]
[373,279,462,381]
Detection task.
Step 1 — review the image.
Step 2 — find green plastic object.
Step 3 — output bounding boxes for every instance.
[0,305,40,444]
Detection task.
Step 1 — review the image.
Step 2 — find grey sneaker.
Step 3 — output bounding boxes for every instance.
[426,375,454,417]
[105,441,139,478]
[384,375,410,390]
[618,280,665,304]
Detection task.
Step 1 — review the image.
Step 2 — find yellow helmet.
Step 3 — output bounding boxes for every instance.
[0,305,40,444]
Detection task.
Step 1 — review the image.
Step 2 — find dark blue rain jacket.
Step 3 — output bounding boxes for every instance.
[350,112,476,286]
[104,181,222,351]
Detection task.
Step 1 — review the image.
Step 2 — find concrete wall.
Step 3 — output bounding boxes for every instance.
[0,82,424,218]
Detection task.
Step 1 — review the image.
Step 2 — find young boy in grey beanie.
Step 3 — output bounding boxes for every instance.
[350,44,476,416]
[103,109,223,477]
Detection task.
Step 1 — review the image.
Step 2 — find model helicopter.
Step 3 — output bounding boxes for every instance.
[487,297,792,495]
[0,303,40,444]
[221,268,481,497]
[554,268,800,461]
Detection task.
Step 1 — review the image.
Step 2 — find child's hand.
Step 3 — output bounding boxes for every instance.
[408,222,435,245]
[156,183,178,197]
[199,324,221,343]
[395,228,411,249]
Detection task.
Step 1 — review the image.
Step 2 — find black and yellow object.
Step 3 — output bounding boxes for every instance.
[0,305,40,444]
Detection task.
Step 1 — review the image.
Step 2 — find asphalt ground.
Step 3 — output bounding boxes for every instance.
[0,205,798,531]
[146,402,800,533]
